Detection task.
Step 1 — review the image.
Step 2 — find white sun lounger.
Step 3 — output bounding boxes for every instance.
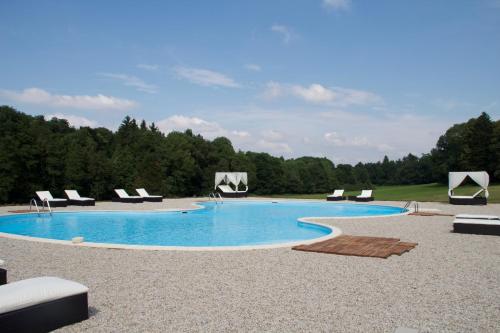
[327,189,345,201]
[65,190,95,206]
[0,276,89,331]
[135,188,163,202]
[36,191,68,207]
[113,189,143,203]
[349,190,374,202]
[453,214,500,236]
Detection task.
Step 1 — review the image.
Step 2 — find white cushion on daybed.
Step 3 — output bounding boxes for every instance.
[0,277,88,314]
[453,218,500,226]
[455,214,499,220]
[218,185,236,193]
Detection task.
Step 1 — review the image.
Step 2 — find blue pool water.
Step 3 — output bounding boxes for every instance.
[0,201,405,247]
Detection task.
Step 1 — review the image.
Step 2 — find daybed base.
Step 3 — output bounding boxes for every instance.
[0,292,88,332]
[0,268,6,285]
[218,192,248,198]
[449,197,487,205]
[453,223,500,236]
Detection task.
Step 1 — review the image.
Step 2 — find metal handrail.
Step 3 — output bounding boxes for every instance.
[402,201,419,213]
[29,198,40,213]
[41,198,52,215]
[208,192,223,204]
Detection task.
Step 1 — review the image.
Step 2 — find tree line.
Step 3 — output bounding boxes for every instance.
[0,105,498,203]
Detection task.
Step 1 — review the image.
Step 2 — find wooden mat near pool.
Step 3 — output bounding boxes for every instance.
[293,235,417,258]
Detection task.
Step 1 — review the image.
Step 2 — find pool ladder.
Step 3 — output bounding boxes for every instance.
[403,201,418,213]
[208,192,223,204]
[30,198,52,216]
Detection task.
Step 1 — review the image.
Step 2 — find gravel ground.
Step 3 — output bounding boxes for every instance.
[0,199,499,332]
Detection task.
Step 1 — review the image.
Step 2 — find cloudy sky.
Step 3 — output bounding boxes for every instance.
[1,0,499,164]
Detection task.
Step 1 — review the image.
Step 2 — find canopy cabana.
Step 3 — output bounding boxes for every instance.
[214,172,248,198]
[448,171,489,205]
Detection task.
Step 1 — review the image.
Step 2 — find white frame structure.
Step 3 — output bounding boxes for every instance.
[214,172,248,197]
[448,171,489,205]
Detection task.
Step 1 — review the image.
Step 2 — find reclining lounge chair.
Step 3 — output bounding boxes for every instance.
[135,188,163,202]
[0,276,89,332]
[113,189,144,203]
[349,190,374,202]
[36,191,68,207]
[65,190,95,206]
[326,189,346,201]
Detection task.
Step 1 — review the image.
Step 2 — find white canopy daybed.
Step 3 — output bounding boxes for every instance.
[215,172,248,198]
[448,171,489,205]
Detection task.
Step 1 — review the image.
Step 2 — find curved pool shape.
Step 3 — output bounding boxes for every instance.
[0,201,406,248]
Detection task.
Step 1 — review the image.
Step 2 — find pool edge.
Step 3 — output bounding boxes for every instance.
[0,199,408,251]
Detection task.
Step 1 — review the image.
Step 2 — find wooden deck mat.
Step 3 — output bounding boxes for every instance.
[293,235,418,258]
[409,212,453,217]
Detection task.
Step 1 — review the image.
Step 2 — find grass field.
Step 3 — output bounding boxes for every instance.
[264,183,500,203]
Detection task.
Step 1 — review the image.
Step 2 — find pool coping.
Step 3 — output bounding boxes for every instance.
[0,200,409,251]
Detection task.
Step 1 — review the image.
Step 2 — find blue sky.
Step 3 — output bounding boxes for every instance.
[1,0,499,163]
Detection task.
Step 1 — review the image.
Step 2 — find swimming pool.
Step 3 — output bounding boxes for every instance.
[0,201,406,249]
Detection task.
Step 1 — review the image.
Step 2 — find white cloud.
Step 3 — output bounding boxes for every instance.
[156,115,251,143]
[323,0,351,10]
[45,113,98,128]
[231,130,251,138]
[271,24,295,44]
[261,81,284,99]
[157,115,225,138]
[292,84,336,103]
[263,82,382,107]
[137,64,159,71]
[245,64,262,72]
[324,131,394,152]
[261,130,285,141]
[99,73,158,94]
[0,88,136,110]
[257,140,292,154]
[174,67,240,88]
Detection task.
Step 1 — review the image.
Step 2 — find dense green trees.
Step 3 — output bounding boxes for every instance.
[0,105,498,203]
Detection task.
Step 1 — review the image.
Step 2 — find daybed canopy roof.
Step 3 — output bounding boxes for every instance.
[448,171,489,198]
[215,172,248,191]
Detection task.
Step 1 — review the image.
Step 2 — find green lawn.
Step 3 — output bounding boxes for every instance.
[262,183,500,203]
